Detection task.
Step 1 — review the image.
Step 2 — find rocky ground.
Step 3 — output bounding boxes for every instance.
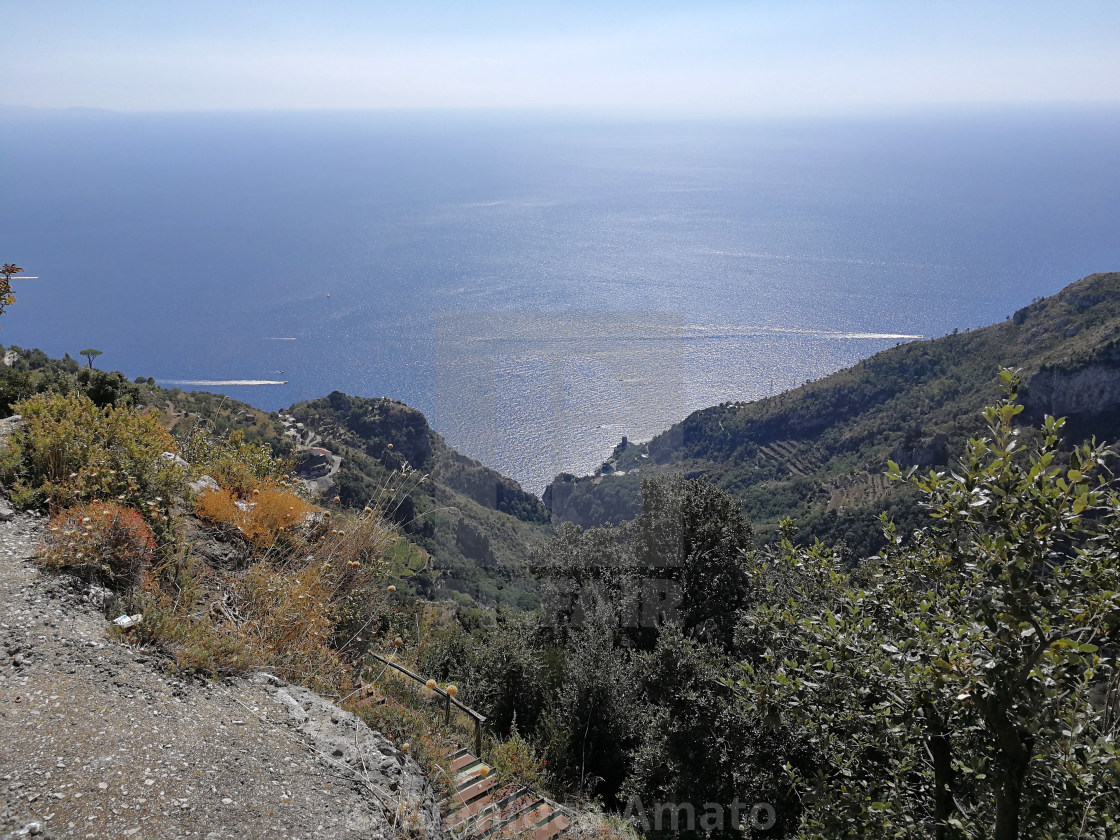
[0,511,443,840]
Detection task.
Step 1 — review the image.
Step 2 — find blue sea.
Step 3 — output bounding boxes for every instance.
[2,107,1119,492]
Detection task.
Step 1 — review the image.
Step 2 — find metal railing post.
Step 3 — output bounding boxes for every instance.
[367,651,488,756]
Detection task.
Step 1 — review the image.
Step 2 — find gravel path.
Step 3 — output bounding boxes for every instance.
[0,512,443,840]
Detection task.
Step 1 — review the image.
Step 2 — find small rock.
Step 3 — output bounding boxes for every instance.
[188,475,220,494]
[159,452,191,470]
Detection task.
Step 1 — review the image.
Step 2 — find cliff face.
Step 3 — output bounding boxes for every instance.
[1026,362,1120,418]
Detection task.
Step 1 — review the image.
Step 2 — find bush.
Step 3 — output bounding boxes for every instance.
[194,482,317,550]
[38,502,156,588]
[489,728,547,792]
[180,427,290,496]
[2,393,183,537]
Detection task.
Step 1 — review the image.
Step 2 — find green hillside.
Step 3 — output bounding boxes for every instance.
[0,352,550,608]
[544,271,1120,554]
[285,391,550,606]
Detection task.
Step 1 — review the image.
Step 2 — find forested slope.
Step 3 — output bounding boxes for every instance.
[545,272,1120,554]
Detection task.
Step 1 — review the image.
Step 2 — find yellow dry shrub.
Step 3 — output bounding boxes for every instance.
[245,485,316,545]
[194,487,241,526]
[194,482,317,550]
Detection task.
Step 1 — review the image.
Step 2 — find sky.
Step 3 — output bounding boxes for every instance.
[3,1,1119,115]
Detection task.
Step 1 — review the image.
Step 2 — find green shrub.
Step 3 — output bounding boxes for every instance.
[38,502,156,588]
[179,426,291,495]
[1,392,183,537]
[489,728,547,792]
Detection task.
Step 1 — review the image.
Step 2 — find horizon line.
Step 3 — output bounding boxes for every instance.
[2,100,1119,121]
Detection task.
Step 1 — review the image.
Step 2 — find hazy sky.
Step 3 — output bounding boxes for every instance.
[5,1,1119,114]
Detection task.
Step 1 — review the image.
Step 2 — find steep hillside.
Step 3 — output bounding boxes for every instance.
[0,352,549,608]
[545,271,1120,554]
[286,392,550,607]
[0,513,445,840]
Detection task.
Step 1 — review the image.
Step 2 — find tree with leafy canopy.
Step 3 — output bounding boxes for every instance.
[730,371,1120,839]
[79,348,102,369]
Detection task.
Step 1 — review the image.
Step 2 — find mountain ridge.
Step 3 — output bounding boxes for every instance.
[544,271,1120,554]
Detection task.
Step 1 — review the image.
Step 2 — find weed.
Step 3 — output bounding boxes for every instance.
[38,501,157,588]
[194,482,317,550]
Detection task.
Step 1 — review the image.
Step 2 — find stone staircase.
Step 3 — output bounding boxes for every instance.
[441,748,572,840]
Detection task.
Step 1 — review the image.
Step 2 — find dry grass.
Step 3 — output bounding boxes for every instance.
[135,507,399,695]
[194,482,318,550]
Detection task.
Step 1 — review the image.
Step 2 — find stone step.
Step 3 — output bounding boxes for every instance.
[443,773,497,821]
[453,763,491,792]
[533,814,572,840]
[438,750,570,840]
[446,787,499,829]
[451,752,483,774]
[489,797,552,837]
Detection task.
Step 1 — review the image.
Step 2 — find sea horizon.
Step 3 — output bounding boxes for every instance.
[3,105,1119,492]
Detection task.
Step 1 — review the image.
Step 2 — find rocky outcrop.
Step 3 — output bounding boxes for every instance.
[890,432,949,468]
[1024,360,1120,420]
[259,675,443,838]
[455,519,495,567]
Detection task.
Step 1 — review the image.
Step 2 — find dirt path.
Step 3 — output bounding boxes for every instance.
[0,513,441,840]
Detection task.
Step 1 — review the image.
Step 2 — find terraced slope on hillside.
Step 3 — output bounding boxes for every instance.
[545,272,1120,555]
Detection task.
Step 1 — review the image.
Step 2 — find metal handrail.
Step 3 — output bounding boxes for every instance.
[367,651,487,756]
